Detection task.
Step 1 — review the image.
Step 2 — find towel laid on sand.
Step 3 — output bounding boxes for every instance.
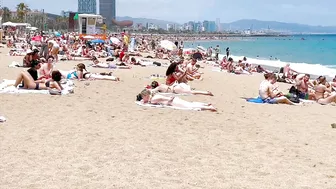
[135,101,201,111]
[245,97,316,104]
[158,93,191,96]
[8,61,22,68]
[0,79,74,95]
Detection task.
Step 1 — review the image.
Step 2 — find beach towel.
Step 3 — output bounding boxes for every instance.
[299,99,316,104]
[245,96,264,104]
[8,61,22,68]
[0,79,74,95]
[135,101,201,111]
[158,93,191,96]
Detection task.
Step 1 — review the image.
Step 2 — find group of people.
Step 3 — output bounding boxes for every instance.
[5,29,336,108]
[136,57,217,111]
[259,72,336,105]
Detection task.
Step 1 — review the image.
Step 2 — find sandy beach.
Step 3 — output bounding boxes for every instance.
[0,47,335,188]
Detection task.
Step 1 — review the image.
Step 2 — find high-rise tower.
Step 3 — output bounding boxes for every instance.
[78,0,97,14]
[99,0,116,28]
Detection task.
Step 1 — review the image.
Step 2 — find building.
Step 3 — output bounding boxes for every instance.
[99,0,116,28]
[208,21,216,32]
[78,0,97,14]
[216,18,220,32]
[166,24,173,31]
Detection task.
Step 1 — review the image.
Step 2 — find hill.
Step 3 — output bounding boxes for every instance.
[115,17,336,33]
[221,19,336,33]
[116,16,179,29]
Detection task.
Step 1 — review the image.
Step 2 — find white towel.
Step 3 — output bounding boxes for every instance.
[0,79,74,95]
[158,93,191,96]
[135,101,201,111]
[8,61,21,68]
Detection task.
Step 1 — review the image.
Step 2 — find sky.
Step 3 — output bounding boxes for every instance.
[2,0,335,26]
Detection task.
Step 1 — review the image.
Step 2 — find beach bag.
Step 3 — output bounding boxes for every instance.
[153,62,161,66]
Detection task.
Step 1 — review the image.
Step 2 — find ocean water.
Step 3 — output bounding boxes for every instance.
[184,35,336,77]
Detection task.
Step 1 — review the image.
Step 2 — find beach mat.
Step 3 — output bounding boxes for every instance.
[135,101,201,111]
[245,97,264,104]
[0,79,74,95]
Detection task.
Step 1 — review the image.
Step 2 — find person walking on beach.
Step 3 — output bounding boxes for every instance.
[226,47,230,58]
[215,45,220,60]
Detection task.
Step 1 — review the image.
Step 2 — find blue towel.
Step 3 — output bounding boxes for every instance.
[246,96,264,104]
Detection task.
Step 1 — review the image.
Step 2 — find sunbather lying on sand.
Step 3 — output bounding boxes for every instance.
[60,63,120,81]
[136,89,217,111]
[91,56,131,69]
[259,73,295,105]
[12,70,63,91]
[147,81,213,96]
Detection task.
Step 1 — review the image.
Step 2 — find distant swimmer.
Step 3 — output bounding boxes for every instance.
[226,47,230,57]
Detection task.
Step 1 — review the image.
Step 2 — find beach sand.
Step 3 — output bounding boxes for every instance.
[0,47,335,188]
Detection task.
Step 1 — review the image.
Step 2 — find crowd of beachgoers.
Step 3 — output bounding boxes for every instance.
[1,29,336,120]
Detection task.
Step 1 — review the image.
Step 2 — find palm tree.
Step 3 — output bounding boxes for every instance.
[1,7,12,22]
[16,3,29,22]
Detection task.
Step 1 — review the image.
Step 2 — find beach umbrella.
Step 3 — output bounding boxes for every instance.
[159,40,177,51]
[197,46,207,52]
[91,39,105,43]
[54,31,61,37]
[110,37,121,45]
[2,22,16,26]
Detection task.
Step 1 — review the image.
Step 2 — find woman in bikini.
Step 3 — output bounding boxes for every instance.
[62,63,120,81]
[13,70,63,91]
[314,76,336,105]
[165,63,189,85]
[148,81,213,96]
[137,89,217,112]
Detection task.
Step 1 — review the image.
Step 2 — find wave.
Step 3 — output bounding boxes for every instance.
[219,54,336,77]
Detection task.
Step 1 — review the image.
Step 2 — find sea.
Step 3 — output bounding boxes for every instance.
[184,34,336,77]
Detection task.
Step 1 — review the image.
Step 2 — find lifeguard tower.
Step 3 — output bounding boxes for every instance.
[77,14,106,40]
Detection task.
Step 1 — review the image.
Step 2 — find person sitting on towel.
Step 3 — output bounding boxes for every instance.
[259,73,295,105]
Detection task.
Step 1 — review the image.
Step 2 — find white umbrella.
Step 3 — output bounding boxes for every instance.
[2,22,16,27]
[197,46,207,52]
[110,37,121,45]
[83,35,95,39]
[159,40,177,51]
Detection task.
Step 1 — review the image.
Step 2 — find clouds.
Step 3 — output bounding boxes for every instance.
[3,0,336,26]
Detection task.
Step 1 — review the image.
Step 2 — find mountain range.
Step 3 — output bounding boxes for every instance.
[116,16,336,33]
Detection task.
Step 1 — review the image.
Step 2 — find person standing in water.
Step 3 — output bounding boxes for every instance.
[226,47,230,58]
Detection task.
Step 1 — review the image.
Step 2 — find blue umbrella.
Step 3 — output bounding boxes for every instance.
[54,31,61,37]
[91,39,105,43]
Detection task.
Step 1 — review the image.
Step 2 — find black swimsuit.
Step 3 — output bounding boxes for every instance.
[45,81,50,87]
